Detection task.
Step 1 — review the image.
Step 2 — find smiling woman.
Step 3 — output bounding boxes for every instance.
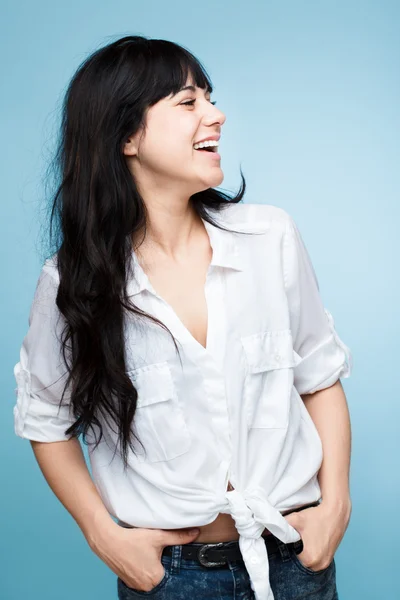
[13,34,351,600]
[122,66,226,199]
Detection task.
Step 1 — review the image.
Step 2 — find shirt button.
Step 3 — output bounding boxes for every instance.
[250,556,260,565]
[275,353,281,362]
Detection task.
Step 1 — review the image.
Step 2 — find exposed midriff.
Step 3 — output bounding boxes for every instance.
[194,481,272,543]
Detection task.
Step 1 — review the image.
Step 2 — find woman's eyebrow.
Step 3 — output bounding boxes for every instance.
[176,85,212,95]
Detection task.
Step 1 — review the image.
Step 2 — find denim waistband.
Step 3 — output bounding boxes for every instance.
[159,536,303,572]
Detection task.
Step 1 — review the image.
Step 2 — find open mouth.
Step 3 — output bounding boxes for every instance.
[193,141,219,153]
[194,146,217,153]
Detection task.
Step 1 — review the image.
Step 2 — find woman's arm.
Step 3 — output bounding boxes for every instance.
[301,379,352,514]
[30,437,116,549]
[284,379,352,571]
[30,437,200,591]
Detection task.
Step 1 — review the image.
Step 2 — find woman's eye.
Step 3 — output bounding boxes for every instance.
[181,99,217,106]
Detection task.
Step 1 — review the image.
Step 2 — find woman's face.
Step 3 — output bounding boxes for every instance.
[124,74,226,199]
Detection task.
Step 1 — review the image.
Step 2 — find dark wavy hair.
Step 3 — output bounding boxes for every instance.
[44,34,253,469]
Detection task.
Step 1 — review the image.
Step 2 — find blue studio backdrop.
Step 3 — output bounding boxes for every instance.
[1,1,399,599]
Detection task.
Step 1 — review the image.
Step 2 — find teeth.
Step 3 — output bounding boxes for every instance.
[193,140,219,150]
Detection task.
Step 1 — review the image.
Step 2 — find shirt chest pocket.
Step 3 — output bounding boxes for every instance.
[127,362,191,463]
[241,330,301,429]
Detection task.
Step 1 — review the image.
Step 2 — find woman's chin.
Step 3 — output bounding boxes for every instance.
[198,169,224,189]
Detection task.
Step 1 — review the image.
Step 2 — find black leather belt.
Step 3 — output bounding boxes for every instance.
[162,500,319,568]
[162,536,303,567]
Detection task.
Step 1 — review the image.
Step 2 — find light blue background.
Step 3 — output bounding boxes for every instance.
[1,1,399,599]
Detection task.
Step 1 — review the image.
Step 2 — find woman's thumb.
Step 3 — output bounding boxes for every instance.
[161,528,200,546]
[283,512,299,530]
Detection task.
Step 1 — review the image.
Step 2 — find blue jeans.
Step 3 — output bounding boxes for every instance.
[117,537,338,599]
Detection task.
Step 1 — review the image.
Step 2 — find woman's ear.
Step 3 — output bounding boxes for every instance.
[123,134,139,157]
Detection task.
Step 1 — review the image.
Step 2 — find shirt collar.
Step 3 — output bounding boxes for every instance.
[202,216,245,271]
[127,213,245,297]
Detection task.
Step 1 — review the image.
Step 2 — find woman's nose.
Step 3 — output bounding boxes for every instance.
[206,106,226,126]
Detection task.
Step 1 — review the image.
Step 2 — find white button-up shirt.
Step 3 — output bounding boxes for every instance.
[13,202,352,600]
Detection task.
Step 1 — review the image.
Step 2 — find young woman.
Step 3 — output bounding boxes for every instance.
[13,35,353,600]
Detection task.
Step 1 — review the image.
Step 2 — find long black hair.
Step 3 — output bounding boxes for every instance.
[45,35,252,469]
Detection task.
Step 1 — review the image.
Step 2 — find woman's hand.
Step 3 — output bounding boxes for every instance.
[284,499,352,572]
[88,520,200,592]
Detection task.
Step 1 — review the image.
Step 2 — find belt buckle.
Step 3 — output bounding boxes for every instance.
[197,542,227,567]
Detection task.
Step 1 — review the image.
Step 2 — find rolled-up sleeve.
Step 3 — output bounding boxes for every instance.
[283,216,353,395]
[13,264,77,442]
